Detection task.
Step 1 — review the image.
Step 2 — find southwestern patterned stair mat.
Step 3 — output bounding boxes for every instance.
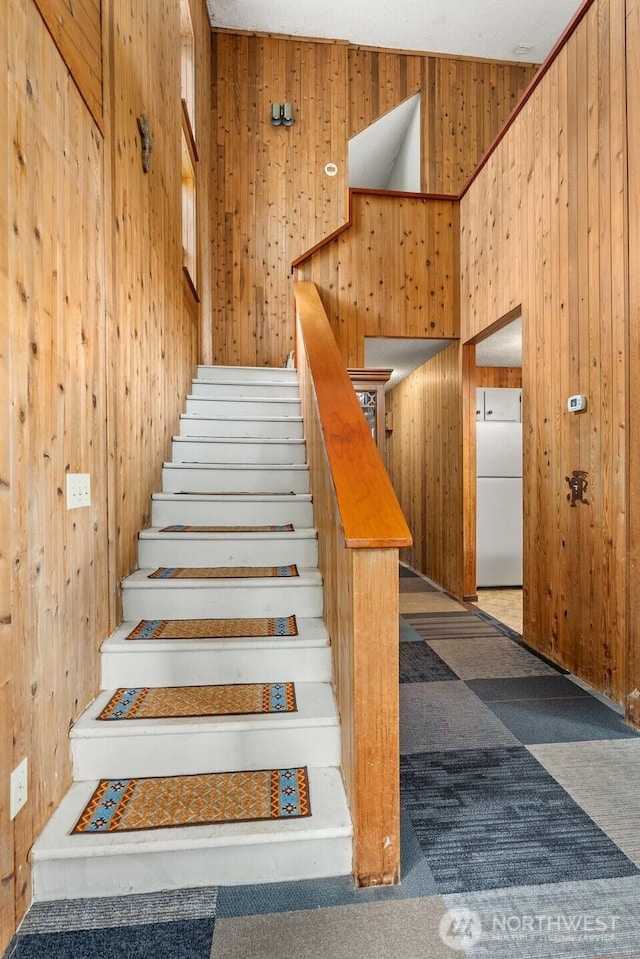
[126,616,299,640]
[158,524,295,533]
[97,683,297,720]
[148,565,298,579]
[72,768,311,833]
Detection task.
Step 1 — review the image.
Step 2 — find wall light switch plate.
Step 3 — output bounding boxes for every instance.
[66,473,91,509]
[10,758,28,820]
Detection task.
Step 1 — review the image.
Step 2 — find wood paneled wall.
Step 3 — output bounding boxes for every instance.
[0,4,13,944]
[296,194,460,366]
[4,0,109,932]
[1,0,211,948]
[460,0,628,702]
[210,35,535,367]
[386,344,464,596]
[476,366,522,388]
[108,0,209,586]
[32,0,103,128]
[210,33,348,367]
[348,48,536,193]
[626,0,640,723]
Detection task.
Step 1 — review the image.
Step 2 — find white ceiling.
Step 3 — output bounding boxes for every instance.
[365,337,452,391]
[476,317,522,367]
[207,0,582,63]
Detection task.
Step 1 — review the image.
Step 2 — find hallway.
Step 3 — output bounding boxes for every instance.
[7,567,640,958]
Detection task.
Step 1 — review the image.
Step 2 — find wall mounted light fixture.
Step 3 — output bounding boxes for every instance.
[271,102,294,127]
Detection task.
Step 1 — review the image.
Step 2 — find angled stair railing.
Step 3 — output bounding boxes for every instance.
[294,281,412,887]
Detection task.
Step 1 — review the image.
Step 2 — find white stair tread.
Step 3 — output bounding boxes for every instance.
[152,491,312,502]
[138,527,317,541]
[180,414,303,425]
[122,567,322,590]
[186,394,300,406]
[102,618,330,654]
[162,462,309,473]
[172,435,305,446]
[71,682,338,738]
[196,365,298,382]
[31,766,351,860]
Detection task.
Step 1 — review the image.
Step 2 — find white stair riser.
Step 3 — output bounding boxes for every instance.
[186,397,301,417]
[178,416,303,440]
[161,465,310,494]
[72,726,341,780]
[121,583,324,621]
[101,646,333,688]
[32,836,352,901]
[197,365,297,384]
[137,536,318,569]
[29,364,355,904]
[151,497,314,527]
[172,438,306,465]
[191,381,299,399]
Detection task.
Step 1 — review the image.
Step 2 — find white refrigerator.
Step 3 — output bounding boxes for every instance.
[476,421,523,587]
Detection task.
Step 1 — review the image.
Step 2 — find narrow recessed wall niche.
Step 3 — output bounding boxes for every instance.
[180,0,196,138]
[182,129,197,289]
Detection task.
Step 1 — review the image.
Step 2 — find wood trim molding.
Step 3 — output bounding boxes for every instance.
[294,281,412,549]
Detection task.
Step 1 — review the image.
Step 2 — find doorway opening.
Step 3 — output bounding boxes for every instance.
[463,312,524,635]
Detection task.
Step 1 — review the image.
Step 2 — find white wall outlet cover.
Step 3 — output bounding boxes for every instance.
[66,473,91,509]
[324,162,338,177]
[10,757,28,820]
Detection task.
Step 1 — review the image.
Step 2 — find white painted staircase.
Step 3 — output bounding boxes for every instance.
[30,365,353,900]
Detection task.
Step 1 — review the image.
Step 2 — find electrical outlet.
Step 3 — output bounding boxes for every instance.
[10,758,28,820]
[66,473,91,509]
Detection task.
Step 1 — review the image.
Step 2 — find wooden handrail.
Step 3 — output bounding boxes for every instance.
[294,281,412,549]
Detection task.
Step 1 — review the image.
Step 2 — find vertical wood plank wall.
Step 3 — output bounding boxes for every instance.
[296,194,460,366]
[1,0,212,947]
[626,0,640,722]
[460,0,628,702]
[5,0,109,928]
[0,3,14,945]
[210,33,348,368]
[476,366,523,388]
[386,344,464,596]
[32,0,103,127]
[348,48,535,194]
[108,0,210,585]
[210,35,534,367]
